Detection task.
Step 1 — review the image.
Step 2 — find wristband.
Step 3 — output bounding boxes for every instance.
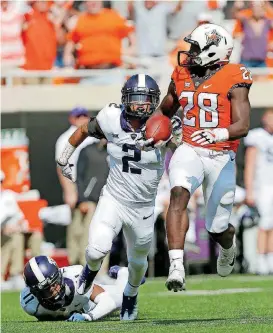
[57,142,75,165]
[214,128,229,142]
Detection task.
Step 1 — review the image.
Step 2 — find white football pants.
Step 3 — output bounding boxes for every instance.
[169,143,236,233]
[85,189,155,280]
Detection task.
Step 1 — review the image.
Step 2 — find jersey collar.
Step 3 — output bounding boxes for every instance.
[120,107,146,133]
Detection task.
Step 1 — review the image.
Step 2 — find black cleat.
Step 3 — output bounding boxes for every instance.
[120,293,138,321]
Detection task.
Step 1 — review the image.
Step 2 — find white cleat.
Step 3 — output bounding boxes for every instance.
[165,260,186,292]
[217,243,236,277]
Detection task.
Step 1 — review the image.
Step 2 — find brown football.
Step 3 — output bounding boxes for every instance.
[145,114,172,143]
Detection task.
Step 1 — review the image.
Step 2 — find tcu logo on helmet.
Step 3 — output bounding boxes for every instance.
[205,29,222,46]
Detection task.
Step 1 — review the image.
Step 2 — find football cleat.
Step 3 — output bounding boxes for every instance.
[109,266,146,285]
[165,260,186,292]
[77,265,97,295]
[217,243,236,277]
[120,294,138,321]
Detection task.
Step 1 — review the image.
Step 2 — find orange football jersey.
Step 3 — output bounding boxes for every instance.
[171,63,253,152]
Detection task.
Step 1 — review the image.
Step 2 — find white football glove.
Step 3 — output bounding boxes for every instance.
[171,115,182,146]
[191,128,229,146]
[57,161,75,182]
[135,132,173,151]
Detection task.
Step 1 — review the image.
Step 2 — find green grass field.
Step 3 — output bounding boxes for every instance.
[2,275,273,333]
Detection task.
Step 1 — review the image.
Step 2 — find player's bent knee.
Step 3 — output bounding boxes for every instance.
[85,244,107,263]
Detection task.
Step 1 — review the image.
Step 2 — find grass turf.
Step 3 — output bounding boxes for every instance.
[2,275,273,333]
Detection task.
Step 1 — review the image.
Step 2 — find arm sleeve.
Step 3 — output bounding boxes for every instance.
[20,289,39,317]
[85,292,117,321]
[87,117,105,139]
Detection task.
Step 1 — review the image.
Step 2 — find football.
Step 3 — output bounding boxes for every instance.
[145,114,172,143]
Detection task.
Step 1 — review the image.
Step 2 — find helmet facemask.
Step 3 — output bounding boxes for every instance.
[30,270,66,309]
[122,89,160,119]
[178,41,202,67]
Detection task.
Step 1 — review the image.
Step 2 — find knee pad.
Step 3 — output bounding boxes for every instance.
[220,191,235,206]
[85,244,107,263]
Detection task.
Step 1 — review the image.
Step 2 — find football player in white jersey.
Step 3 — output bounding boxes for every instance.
[244,110,273,274]
[20,256,145,322]
[56,74,181,320]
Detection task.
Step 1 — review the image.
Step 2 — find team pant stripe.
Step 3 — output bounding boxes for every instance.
[138,74,146,87]
[29,258,45,282]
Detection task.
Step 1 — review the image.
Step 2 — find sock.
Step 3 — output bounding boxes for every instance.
[169,249,184,263]
[88,260,102,272]
[266,253,273,273]
[124,259,148,297]
[257,254,269,275]
[124,281,139,297]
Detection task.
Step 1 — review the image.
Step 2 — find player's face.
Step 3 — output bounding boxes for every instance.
[128,94,153,117]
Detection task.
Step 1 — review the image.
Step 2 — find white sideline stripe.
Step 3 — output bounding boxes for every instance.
[29,257,45,282]
[138,73,146,87]
[152,288,263,297]
[148,275,273,284]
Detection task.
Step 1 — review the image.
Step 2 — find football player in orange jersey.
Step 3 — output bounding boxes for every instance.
[155,24,252,291]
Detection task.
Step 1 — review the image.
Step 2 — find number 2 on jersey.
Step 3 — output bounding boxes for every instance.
[179,91,219,128]
[122,144,142,174]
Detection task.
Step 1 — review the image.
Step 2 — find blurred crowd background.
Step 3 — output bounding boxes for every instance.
[1,0,273,291]
[1,0,273,83]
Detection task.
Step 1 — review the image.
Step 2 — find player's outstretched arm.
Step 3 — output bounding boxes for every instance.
[56,118,104,182]
[156,80,181,118]
[67,284,117,322]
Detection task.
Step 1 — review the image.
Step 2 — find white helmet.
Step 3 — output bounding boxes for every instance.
[178,23,234,67]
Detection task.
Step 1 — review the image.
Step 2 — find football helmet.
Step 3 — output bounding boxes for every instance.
[121,74,160,119]
[23,256,66,309]
[178,23,233,67]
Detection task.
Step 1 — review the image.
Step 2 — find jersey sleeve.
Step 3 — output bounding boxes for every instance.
[20,288,39,317]
[95,104,121,141]
[227,64,253,97]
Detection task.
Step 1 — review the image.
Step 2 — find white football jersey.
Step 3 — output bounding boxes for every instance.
[96,104,166,207]
[244,128,273,189]
[20,265,93,320]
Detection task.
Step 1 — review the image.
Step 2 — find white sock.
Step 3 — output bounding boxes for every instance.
[257,254,269,275]
[267,253,273,273]
[169,249,184,263]
[124,259,148,297]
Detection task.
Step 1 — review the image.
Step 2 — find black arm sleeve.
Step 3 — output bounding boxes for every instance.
[87,117,105,139]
